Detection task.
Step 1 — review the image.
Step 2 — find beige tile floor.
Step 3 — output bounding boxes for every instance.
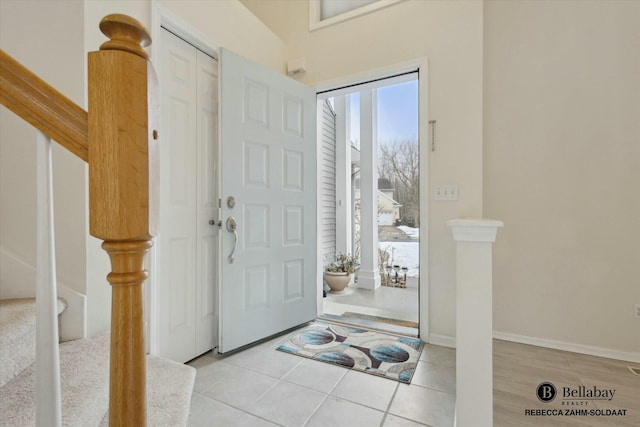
[187,326,639,427]
[187,327,455,427]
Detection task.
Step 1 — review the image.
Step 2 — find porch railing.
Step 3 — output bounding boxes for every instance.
[0,14,157,426]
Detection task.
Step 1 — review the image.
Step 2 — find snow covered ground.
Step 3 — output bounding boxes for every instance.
[397,225,419,239]
[379,240,419,278]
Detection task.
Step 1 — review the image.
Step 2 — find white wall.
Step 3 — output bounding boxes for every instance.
[157,0,286,73]
[0,0,86,298]
[241,0,484,342]
[485,0,640,356]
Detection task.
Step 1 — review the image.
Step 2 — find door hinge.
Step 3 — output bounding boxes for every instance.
[219,198,222,208]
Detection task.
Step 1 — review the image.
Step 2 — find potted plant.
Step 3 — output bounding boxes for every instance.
[325,253,358,294]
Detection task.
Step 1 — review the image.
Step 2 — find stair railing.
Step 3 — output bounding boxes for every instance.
[0,14,157,426]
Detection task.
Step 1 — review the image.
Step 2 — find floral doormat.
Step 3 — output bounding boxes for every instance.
[276,322,423,383]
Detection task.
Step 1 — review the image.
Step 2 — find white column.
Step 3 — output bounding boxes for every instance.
[357,89,380,289]
[35,131,62,427]
[448,219,503,427]
[334,95,352,256]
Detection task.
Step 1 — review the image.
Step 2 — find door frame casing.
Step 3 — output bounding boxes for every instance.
[148,4,221,355]
[314,57,430,342]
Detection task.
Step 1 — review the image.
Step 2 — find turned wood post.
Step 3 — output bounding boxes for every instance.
[88,14,158,427]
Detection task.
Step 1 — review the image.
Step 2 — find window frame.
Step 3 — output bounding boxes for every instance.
[309,0,405,31]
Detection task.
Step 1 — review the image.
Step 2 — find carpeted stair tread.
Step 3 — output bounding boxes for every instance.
[98,356,196,427]
[146,356,196,427]
[0,331,110,427]
[0,296,194,426]
[0,298,67,388]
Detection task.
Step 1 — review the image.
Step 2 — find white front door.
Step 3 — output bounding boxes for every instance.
[156,29,218,362]
[218,49,317,353]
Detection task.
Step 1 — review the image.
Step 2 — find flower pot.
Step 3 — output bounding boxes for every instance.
[325,271,351,294]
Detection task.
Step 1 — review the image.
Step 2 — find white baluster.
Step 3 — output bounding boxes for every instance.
[35,131,62,427]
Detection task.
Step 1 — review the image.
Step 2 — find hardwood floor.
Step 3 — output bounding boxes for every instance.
[493,339,640,426]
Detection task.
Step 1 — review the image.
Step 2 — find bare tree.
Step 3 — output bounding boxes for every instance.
[378,139,420,226]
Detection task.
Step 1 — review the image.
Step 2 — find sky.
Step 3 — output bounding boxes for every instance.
[376,80,419,142]
[349,79,419,146]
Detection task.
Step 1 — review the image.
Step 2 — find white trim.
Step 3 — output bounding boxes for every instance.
[56,284,86,342]
[0,247,86,341]
[317,71,418,100]
[316,99,325,317]
[400,330,640,362]
[334,96,352,258]
[151,2,219,63]
[448,218,504,243]
[416,58,429,343]
[400,330,640,363]
[493,331,640,364]
[316,63,420,95]
[429,333,456,349]
[309,0,405,32]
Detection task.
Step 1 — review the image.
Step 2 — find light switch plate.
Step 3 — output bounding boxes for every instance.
[435,185,458,201]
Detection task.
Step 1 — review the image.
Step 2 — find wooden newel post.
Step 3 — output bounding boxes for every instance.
[88,14,158,427]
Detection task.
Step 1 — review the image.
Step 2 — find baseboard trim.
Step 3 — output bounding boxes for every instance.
[493,331,640,364]
[429,333,456,349]
[57,284,87,341]
[425,331,640,363]
[0,247,87,341]
[0,247,37,299]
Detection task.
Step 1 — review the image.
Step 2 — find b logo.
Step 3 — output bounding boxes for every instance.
[536,382,557,403]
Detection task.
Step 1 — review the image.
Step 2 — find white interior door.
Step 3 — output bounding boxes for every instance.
[194,49,219,356]
[219,48,317,353]
[157,29,218,362]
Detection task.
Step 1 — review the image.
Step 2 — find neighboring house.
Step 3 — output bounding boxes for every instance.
[352,187,402,226]
[377,190,401,226]
[377,178,402,226]
[350,151,402,227]
[352,177,402,226]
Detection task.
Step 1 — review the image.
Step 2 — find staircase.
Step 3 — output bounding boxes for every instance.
[0,298,196,426]
[1,13,185,423]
